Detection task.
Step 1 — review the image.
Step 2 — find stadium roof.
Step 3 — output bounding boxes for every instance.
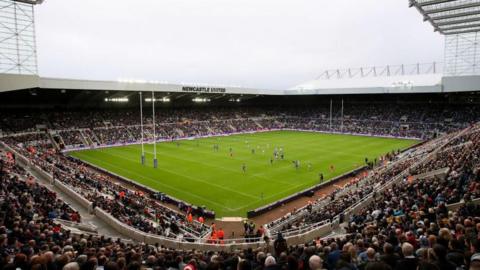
[1,72,480,95]
[410,0,480,35]
[288,62,480,94]
[0,73,277,95]
[289,74,443,94]
[12,0,43,4]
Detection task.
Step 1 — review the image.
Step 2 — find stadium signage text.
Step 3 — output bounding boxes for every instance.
[182,86,226,93]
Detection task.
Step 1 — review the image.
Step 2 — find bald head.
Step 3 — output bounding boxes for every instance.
[402,242,414,257]
[366,248,376,260]
[63,262,80,270]
[309,255,323,270]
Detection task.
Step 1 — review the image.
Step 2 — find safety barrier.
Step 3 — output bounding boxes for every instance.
[53,218,98,233]
[53,179,93,212]
[446,198,480,211]
[247,165,367,218]
[411,167,450,181]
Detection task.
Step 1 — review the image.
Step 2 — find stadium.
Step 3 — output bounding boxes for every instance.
[0,0,480,269]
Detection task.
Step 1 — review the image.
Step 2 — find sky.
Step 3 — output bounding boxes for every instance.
[35,0,444,90]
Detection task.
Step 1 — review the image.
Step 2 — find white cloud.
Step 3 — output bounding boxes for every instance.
[35,0,444,90]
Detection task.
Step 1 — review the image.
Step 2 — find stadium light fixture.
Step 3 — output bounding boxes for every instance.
[229,98,241,102]
[104,97,129,102]
[145,97,170,103]
[192,97,210,103]
[117,78,170,84]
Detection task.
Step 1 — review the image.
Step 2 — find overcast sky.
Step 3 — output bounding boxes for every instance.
[35,0,444,90]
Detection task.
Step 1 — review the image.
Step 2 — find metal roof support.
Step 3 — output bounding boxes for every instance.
[444,31,480,75]
[410,0,455,7]
[424,2,480,15]
[440,22,480,31]
[432,10,480,21]
[0,0,39,74]
[444,27,480,34]
[436,16,480,26]
[411,0,480,34]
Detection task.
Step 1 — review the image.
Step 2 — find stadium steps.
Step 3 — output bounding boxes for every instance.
[79,130,92,146]
[174,128,185,137]
[253,119,263,129]
[125,128,136,141]
[206,126,215,134]
[47,131,60,150]
[88,129,101,145]
[55,132,67,147]
[93,129,105,144]
[333,222,348,235]
[143,130,153,140]
[79,130,93,145]
[21,161,131,240]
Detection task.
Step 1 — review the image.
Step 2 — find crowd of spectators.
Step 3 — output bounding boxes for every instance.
[3,138,211,241]
[2,133,52,152]
[0,151,80,224]
[1,104,479,145]
[1,144,480,269]
[1,106,480,270]
[51,104,477,145]
[267,148,421,234]
[53,115,455,149]
[58,130,85,147]
[267,125,480,238]
[93,127,135,145]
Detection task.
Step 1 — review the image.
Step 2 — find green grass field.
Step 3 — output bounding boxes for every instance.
[69,131,418,217]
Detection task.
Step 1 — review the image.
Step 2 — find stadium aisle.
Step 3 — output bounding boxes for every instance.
[23,163,131,240]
